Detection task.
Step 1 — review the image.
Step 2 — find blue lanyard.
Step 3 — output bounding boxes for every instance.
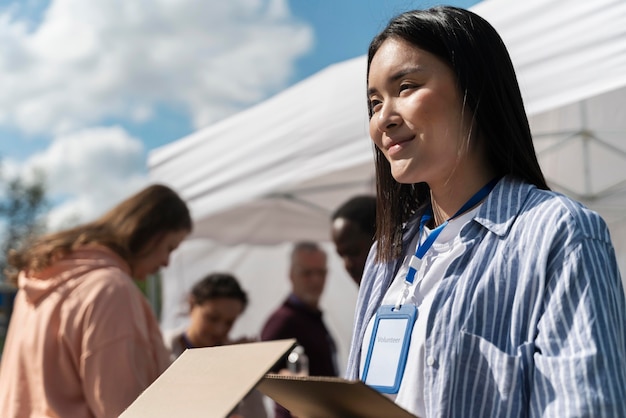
[404,177,500,286]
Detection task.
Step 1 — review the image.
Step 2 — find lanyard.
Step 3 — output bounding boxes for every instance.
[395,177,500,309]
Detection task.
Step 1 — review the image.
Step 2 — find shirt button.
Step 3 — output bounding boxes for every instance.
[426,356,435,366]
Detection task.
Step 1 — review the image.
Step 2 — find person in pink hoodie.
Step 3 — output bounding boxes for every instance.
[0,184,192,418]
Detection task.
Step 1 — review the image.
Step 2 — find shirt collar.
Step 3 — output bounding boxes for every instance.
[472,175,535,237]
[401,175,535,244]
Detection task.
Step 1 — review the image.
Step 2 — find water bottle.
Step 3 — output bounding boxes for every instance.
[287,345,309,376]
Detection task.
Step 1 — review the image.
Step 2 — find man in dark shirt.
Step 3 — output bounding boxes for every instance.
[260,241,337,418]
[331,195,376,285]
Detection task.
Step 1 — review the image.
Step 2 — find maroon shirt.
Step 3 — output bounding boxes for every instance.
[261,295,338,418]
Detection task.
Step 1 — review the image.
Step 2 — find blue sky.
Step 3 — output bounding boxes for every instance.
[0,0,478,228]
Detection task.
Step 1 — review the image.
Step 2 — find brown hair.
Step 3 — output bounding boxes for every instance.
[6,184,192,284]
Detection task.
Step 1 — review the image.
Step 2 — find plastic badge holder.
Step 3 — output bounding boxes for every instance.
[362,304,416,394]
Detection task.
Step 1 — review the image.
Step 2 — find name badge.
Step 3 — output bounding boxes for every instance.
[361,304,417,394]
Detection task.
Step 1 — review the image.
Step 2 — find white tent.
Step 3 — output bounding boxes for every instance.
[150,0,626,372]
[151,54,372,370]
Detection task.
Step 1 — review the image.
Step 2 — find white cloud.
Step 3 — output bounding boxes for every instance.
[0,0,313,235]
[13,126,150,230]
[0,0,313,134]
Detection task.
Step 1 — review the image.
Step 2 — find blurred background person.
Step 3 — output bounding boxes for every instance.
[260,241,337,418]
[330,195,376,285]
[0,184,192,418]
[168,272,266,418]
[169,272,249,355]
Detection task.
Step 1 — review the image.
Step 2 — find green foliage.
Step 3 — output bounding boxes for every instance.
[0,168,48,283]
[134,274,163,320]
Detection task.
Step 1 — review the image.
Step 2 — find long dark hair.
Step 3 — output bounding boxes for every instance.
[7,184,192,283]
[368,6,548,262]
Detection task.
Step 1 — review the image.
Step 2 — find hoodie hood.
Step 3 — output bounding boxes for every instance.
[19,245,131,305]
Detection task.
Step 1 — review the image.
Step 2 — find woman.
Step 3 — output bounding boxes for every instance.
[168,273,267,418]
[169,272,250,356]
[0,184,192,418]
[346,6,626,417]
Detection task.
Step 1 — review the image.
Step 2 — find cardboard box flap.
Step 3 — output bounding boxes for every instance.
[258,374,418,418]
[121,339,296,418]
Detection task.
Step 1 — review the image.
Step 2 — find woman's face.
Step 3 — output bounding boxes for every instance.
[367,37,474,187]
[133,229,188,280]
[187,298,245,347]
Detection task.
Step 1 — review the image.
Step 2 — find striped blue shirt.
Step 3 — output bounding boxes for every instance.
[346,176,626,417]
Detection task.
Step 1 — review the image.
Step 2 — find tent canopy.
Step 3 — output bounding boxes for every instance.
[149,0,626,245]
[149,55,374,244]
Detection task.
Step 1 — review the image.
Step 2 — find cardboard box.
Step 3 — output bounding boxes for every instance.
[120,339,297,418]
[121,338,417,418]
